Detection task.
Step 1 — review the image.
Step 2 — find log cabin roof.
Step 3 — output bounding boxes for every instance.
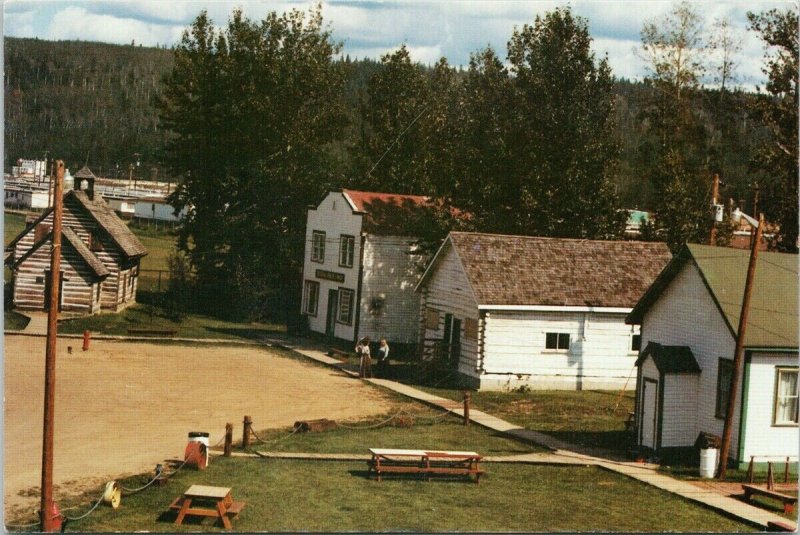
[420,232,672,309]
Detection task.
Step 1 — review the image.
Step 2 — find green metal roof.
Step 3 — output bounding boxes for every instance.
[628,243,798,349]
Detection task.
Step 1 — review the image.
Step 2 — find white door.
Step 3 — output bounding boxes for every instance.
[640,379,658,450]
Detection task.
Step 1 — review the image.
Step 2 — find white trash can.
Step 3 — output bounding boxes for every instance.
[188,432,210,468]
[699,447,718,478]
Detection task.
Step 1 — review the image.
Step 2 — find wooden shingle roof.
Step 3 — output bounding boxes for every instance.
[61,227,111,277]
[69,190,147,258]
[433,232,672,308]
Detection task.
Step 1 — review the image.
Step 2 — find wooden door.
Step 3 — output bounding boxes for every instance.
[326,289,338,339]
[640,379,658,450]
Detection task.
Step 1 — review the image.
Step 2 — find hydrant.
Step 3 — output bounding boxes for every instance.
[82,330,91,351]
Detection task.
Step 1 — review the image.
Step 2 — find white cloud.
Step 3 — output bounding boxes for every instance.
[46,6,183,46]
[4,9,36,38]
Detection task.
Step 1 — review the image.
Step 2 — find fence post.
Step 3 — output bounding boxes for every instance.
[463,391,471,427]
[242,416,252,449]
[224,423,233,457]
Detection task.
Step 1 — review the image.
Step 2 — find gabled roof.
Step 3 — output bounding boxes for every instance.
[341,189,438,236]
[73,165,98,180]
[636,342,701,374]
[627,243,798,349]
[11,227,110,279]
[5,190,147,259]
[418,232,673,308]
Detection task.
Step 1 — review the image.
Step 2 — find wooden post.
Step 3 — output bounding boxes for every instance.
[767,462,775,491]
[242,416,252,449]
[224,424,233,457]
[747,457,754,483]
[709,173,720,245]
[717,214,763,480]
[463,391,471,427]
[785,457,790,483]
[40,160,64,532]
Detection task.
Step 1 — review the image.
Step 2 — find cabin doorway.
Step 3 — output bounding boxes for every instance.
[325,289,338,340]
[442,313,461,368]
[640,378,659,450]
[43,270,64,312]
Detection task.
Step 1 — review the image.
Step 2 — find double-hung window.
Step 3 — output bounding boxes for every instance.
[774,368,799,426]
[311,231,325,263]
[715,359,733,418]
[545,332,570,350]
[337,288,355,325]
[630,334,642,353]
[303,280,320,316]
[339,235,355,268]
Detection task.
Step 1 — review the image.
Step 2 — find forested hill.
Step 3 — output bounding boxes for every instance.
[4,36,759,209]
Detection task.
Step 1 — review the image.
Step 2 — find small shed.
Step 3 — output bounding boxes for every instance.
[416,232,672,390]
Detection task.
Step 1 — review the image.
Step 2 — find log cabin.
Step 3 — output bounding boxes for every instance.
[5,171,147,314]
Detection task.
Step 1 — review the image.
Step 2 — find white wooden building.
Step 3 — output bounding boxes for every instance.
[627,244,798,467]
[416,232,672,390]
[5,174,147,314]
[134,196,187,222]
[301,189,439,348]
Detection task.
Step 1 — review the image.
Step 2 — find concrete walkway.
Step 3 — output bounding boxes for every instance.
[268,336,797,532]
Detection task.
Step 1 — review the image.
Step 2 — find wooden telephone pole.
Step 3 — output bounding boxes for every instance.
[40,161,64,531]
[717,213,764,480]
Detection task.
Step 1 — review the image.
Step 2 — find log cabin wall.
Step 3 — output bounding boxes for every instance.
[11,195,139,312]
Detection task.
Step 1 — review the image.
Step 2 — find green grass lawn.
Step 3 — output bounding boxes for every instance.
[419,387,635,451]
[57,303,285,340]
[37,457,754,532]
[4,309,30,330]
[4,212,28,245]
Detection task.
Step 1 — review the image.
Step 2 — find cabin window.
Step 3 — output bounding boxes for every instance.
[89,231,104,252]
[464,318,478,340]
[339,235,355,268]
[774,368,799,426]
[311,231,326,263]
[630,334,642,353]
[337,288,355,325]
[303,280,320,316]
[425,309,440,330]
[34,223,51,243]
[715,359,733,419]
[545,332,570,350]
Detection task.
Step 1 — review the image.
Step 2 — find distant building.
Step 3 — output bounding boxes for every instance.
[5,171,147,314]
[624,209,650,237]
[301,189,441,349]
[12,159,47,180]
[133,196,187,223]
[416,232,673,390]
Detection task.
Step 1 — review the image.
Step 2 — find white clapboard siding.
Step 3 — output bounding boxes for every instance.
[641,262,740,453]
[661,373,700,447]
[419,244,481,376]
[739,352,799,460]
[481,311,638,388]
[302,192,362,342]
[359,235,422,344]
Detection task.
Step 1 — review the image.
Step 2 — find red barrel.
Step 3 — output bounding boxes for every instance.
[184,441,208,470]
[82,330,91,351]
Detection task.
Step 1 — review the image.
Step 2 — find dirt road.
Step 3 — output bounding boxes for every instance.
[3,336,395,519]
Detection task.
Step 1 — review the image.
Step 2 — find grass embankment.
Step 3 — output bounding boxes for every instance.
[419,387,635,451]
[41,456,753,532]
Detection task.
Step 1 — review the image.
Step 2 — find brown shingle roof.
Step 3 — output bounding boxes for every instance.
[61,227,110,278]
[445,232,673,308]
[73,165,98,180]
[69,190,147,258]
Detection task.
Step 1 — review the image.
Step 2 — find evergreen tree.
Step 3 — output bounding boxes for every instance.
[159,6,347,319]
[747,9,799,253]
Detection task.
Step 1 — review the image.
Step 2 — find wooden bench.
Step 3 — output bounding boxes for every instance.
[367,448,484,484]
[127,328,177,337]
[742,484,797,514]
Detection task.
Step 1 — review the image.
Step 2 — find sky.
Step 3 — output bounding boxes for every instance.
[2,0,792,90]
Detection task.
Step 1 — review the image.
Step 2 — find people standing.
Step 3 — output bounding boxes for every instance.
[377,338,390,377]
[357,337,372,378]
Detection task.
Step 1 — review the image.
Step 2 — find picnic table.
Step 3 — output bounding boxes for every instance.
[169,485,245,529]
[367,448,484,483]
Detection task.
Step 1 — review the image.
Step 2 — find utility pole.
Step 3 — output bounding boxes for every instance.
[717,213,764,480]
[709,174,720,246]
[40,160,64,531]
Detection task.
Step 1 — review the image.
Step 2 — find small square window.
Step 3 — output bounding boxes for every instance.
[545,332,570,350]
[631,334,642,352]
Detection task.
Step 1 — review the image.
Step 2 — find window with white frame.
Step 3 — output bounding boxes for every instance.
[311,231,325,263]
[339,235,355,267]
[337,288,355,325]
[303,280,320,316]
[545,332,570,350]
[774,368,799,426]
